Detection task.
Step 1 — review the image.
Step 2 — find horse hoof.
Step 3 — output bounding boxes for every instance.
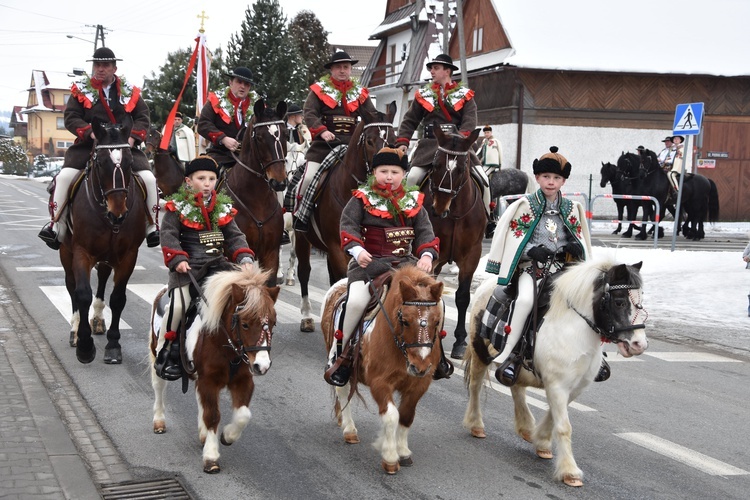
[220,433,232,446]
[203,460,220,474]
[520,431,532,443]
[381,460,400,475]
[344,432,360,444]
[69,331,77,347]
[536,449,553,459]
[470,427,486,438]
[76,344,96,364]
[90,317,106,335]
[399,456,413,467]
[104,347,122,364]
[563,474,583,487]
[285,278,295,286]
[300,318,315,332]
[153,422,166,434]
[450,342,467,359]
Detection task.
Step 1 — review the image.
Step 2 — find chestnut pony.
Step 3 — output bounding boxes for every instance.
[463,259,649,486]
[149,266,280,474]
[320,265,444,474]
[295,102,397,331]
[60,115,146,364]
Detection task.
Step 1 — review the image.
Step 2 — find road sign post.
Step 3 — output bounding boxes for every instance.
[670,102,704,251]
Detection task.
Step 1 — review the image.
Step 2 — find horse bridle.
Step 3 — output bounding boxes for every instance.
[431,145,469,199]
[93,143,131,198]
[392,300,440,359]
[358,122,395,175]
[571,273,647,342]
[231,119,287,183]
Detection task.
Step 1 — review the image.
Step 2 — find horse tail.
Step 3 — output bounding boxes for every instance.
[707,179,720,223]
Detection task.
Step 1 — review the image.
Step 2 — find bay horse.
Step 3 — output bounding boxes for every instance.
[149,266,280,474]
[463,258,649,487]
[60,115,146,364]
[295,102,397,332]
[144,126,184,197]
[225,100,288,287]
[424,125,485,358]
[673,173,720,240]
[320,265,445,474]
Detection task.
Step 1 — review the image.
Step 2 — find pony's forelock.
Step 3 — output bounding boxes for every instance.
[199,266,272,333]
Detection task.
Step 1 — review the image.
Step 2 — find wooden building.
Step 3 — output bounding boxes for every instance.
[363,0,750,220]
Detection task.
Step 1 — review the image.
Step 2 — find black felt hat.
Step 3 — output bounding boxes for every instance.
[87,47,121,62]
[224,67,254,84]
[185,156,221,177]
[324,51,358,69]
[286,103,303,116]
[661,136,673,142]
[532,146,572,179]
[426,53,458,72]
[372,147,409,171]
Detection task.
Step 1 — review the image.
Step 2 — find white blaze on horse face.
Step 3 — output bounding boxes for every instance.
[447,157,457,172]
[110,149,122,167]
[253,348,271,375]
[379,128,386,140]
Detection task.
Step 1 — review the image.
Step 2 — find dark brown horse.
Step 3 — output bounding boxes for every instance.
[320,265,444,474]
[60,115,146,364]
[144,126,184,197]
[150,266,280,473]
[224,100,288,287]
[423,126,485,357]
[294,102,397,332]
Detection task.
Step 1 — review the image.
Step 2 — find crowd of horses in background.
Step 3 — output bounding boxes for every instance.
[600,147,719,241]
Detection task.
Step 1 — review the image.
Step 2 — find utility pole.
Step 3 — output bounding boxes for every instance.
[442,0,450,51]
[455,0,467,85]
[86,24,107,49]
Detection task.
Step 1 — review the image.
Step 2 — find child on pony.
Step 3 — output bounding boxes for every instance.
[484,146,606,384]
[155,156,256,380]
[324,146,450,387]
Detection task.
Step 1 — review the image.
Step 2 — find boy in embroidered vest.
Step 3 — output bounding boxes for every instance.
[479,125,503,238]
[395,54,492,221]
[197,67,258,170]
[292,51,378,233]
[154,156,256,380]
[38,47,160,250]
[484,147,609,384]
[324,147,451,387]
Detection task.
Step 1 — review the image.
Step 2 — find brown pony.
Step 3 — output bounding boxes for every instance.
[224,100,288,287]
[295,102,397,332]
[60,115,146,364]
[144,126,184,197]
[423,126,485,357]
[150,266,280,474]
[320,265,444,474]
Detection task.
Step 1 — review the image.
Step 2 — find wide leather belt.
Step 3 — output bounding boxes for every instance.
[180,230,225,256]
[423,123,459,139]
[324,115,356,135]
[362,225,414,258]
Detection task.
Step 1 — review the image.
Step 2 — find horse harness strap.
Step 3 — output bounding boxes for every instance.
[571,278,646,342]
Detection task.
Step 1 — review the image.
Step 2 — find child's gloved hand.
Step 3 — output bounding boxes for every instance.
[527,245,553,262]
[562,242,583,258]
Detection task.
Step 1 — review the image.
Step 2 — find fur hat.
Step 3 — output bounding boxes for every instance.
[225,67,254,84]
[482,125,492,132]
[174,111,183,119]
[532,146,572,179]
[426,53,459,72]
[324,51,358,69]
[87,47,121,62]
[185,155,221,178]
[372,146,409,171]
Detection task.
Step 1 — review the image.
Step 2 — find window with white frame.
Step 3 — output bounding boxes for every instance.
[56,117,65,129]
[472,27,483,53]
[56,140,74,149]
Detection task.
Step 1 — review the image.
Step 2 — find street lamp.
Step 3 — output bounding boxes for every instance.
[66,35,93,44]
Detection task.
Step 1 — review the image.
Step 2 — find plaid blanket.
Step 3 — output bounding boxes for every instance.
[479,285,514,355]
[295,145,348,223]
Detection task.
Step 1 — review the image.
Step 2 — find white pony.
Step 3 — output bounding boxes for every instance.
[463,258,649,487]
[278,140,308,285]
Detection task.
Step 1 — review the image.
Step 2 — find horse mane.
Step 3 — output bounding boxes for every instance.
[547,258,642,320]
[199,266,273,333]
[384,266,440,306]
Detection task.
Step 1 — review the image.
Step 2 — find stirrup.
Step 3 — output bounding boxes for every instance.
[146,230,160,248]
[594,358,611,382]
[154,344,182,381]
[324,354,352,387]
[495,356,520,387]
[38,223,61,250]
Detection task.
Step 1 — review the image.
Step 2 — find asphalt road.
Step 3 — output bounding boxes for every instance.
[1,176,749,499]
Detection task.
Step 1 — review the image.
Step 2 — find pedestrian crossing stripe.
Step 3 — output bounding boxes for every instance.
[672,102,704,135]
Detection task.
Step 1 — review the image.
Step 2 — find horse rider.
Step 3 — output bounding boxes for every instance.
[154,156,256,380]
[478,125,503,237]
[38,47,160,250]
[324,147,449,387]
[197,66,258,173]
[395,54,493,231]
[278,103,310,245]
[667,135,685,191]
[657,135,673,171]
[292,50,379,233]
[163,111,196,165]
[483,147,604,385]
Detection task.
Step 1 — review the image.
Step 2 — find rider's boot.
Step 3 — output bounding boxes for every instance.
[154,330,183,381]
[277,191,291,245]
[136,169,161,247]
[405,165,427,189]
[432,336,454,380]
[38,168,78,250]
[324,281,370,387]
[293,161,321,232]
[594,355,611,382]
[493,296,526,385]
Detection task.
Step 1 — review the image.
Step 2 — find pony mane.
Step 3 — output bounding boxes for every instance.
[385,265,440,304]
[199,266,273,333]
[548,258,641,318]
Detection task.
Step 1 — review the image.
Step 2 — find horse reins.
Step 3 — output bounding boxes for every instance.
[357,122,395,177]
[94,143,130,197]
[432,146,469,199]
[230,119,287,182]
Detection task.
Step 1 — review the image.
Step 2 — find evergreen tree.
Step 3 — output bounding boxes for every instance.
[226,0,307,106]
[0,139,29,175]
[288,10,330,87]
[142,46,224,128]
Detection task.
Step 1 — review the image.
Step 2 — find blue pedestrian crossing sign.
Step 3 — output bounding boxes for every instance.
[673,102,704,135]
